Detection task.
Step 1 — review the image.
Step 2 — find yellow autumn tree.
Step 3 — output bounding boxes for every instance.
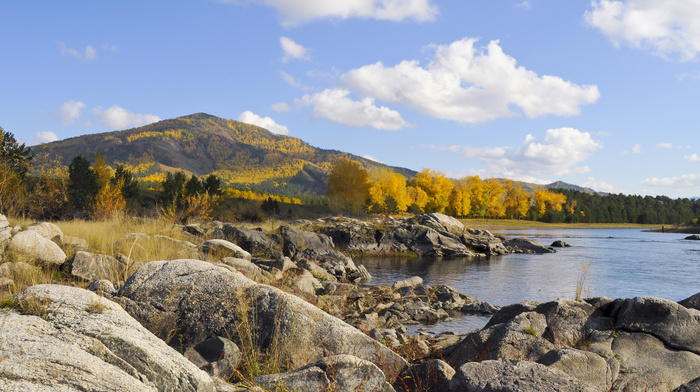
[326,157,370,214]
[484,178,506,218]
[534,189,567,218]
[465,176,487,218]
[410,168,454,213]
[93,179,126,220]
[503,180,531,219]
[407,186,429,212]
[448,178,472,217]
[368,168,410,213]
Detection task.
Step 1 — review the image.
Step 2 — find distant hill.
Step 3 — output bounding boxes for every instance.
[545,181,604,195]
[32,113,416,196]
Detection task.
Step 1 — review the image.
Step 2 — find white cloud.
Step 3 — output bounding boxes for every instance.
[34,132,59,144]
[633,144,643,154]
[427,127,602,178]
[57,100,86,125]
[585,0,700,61]
[643,174,700,188]
[271,102,291,113]
[58,42,97,62]
[685,154,700,162]
[515,1,532,9]
[298,88,410,131]
[583,177,618,193]
[222,0,439,27]
[363,154,383,163]
[657,142,674,150]
[237,111,289,135]
[341,38,600,124]
[280,37,310,63]
[92,106,161,129]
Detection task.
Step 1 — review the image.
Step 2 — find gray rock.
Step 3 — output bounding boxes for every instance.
[220,224,277,257]
[297,259,338,283]
[679,292,700,311]
[550,240,572,247]
[414,213,465,237]
[394,359,455,392]
[7,229,67,265]
[0,213,8,230]
[0,276,12,291]
[0,227,11,256]
[71,251,125,283]
[450,359,596,392]
[611,331,700,392]
[218,257,270,283]
[0,261,39,280]
[63,235,89,252]
[191,336,242,380]
[118,259,407,376]
[675,377,700,392]
[684,235,700,240]
[3,284,214,392]
[87,279,118,296]
[26,221,64,243]
[392,276,423,290]
[613,296,700,355]
[255,355,395,392]
[460,233,508,255]
[537,348,614,392]
[503,237,556,253]
[279,267,322,296]
[202,239,252,261]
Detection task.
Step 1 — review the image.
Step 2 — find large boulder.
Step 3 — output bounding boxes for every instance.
[1,284,214,392]
[450,359,597,392]
[7,229,66,266]
[394,359,455,392]
[255,355,395,392]
[537,348,614,392]
[679,292,700,311]
[413,213,465,237]
[71,251,126,283]
[612,296,700,354]
[201,239,252,261]
[219,224,278,257]
[503,237,556,254]
[26,222,64,243]
[118,259,407,377]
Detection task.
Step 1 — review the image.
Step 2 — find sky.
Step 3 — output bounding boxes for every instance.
[2,0,700,198]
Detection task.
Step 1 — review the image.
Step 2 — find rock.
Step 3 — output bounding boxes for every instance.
[461,233,508,255]
[675,377,700,392]
[220,224,278,257]
[63,235,89,252]
[0,261,39,280]
[0,213,8,230]
[0,227,11,255]
[550,240,572,247]
[218,257,270,283]
[2,284,214,392]
[87,279,118,297]
[503,237,556,253]
[279,268,322,296]
[684,235,700,240]
[679,292,700,311]
[71,251,126,283]
[190,336,242,380]
[297,259,338,283]
[26,221,64,243]
[202,239,252,261]
[392,276,423,290]
[537,348,613,391]
[7,230,67,266]
[0,276,12,291]
[611,331,700,391]
[484,301,541,328]
[612,296,700,354]
[118,259,407,376]
[414,213,465,237]
[394,359,455,392]
[255,355,395,392]
[447,311,554,365]
[450,359,596,392]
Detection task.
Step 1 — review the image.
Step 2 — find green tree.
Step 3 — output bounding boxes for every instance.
[0,126,32,179]
[203,174,222,196]
[185,175,204,197]
[112,166,140,202]
[159,172,187,209]
[67,155,99,212]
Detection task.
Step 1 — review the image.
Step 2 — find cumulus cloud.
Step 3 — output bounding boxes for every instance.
[238,111,289,135]
[92,106,161,129]
[298,88,410,131]
[643,174,700,188]
[586,0,700,61]
[427,127,602,178]
[280,37,310,63]
[271,102,291,113]
[685,154,700,162]
[341,38,600,124]
[657,142,674,150]
[280,71,304,88]
[222,0,438,26]
[34,132,59,144]
[58,42,97,62]
[56,100,86,125]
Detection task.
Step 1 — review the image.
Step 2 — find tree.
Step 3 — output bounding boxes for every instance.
[484,178,506,218]
[448,178,471,217]
[185,175,204,197]
[534,189,567,219]
[410,169,454,213]
[326,157,370,214]
[93,152,112,190]
[112,166,140,202]
[0,126,32,179]
[466,176,487,217]
[407,186,429,213]
[367,169,410,214]
[503,180,531,219]
[67,155,99,212]
[203,174,222,196]
[159,172,188,209]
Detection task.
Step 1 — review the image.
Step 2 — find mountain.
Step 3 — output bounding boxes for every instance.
[545,181,605,195]
[32,113,416,196]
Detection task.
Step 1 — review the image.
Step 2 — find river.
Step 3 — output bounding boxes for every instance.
[358,228,700,334]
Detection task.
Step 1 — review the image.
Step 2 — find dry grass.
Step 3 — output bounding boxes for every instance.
[575,262,592,301]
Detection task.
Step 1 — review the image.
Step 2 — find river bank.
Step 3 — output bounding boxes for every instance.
[2,213,699,391]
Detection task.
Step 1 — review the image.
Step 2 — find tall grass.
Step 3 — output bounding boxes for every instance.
[575,262,591,301]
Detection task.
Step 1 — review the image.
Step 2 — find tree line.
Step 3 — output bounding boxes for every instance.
[326,157,700,225]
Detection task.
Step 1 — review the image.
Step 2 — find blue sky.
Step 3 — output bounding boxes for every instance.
[2,1,700,198]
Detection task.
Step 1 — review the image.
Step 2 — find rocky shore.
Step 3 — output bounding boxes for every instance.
[1,213,699,391]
